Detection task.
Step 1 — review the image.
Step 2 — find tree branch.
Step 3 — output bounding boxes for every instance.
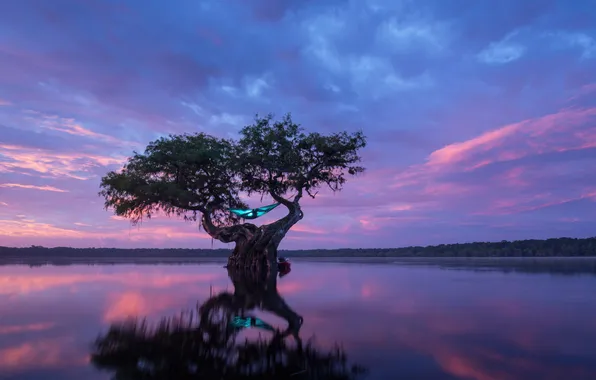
[292,188,303,203]
[200,210,217,236]
[169,200,206,213]
[269,190,294,209]
[266,169,295,210]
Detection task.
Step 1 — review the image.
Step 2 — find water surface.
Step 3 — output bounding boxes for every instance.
[1,258,596,379]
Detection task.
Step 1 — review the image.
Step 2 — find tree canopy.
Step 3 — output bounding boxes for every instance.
[99,113,367,227]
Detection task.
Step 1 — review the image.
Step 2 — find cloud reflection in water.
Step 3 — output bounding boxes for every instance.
[0,261,594,379]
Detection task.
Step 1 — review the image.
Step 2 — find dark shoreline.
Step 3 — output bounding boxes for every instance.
[2,236,596,260]
[2,256,595,264]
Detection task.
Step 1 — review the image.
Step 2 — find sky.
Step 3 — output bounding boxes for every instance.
[0,0,595,250]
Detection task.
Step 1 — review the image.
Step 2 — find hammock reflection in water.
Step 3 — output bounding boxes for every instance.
[230,315,276,332]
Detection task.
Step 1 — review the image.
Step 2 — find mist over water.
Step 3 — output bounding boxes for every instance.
[1,259,596,379]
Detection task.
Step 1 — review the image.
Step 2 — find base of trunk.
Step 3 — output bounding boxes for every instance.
[226,246,276,273]
[225,228,282,273]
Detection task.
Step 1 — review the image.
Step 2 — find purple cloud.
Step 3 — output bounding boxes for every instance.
[0,0,595,248]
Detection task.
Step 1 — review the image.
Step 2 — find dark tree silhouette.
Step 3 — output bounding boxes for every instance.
[99,114,366,271]
[90,267,367,379]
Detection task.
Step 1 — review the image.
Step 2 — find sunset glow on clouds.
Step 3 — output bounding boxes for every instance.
[0,0,595,249]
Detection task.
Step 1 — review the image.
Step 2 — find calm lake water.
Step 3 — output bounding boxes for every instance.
[1,258,596,380]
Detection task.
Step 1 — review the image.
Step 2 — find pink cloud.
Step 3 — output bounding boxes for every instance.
[427,124,519,168]
[289,223,327,235]
[567,82,596,102]
[34,113,129,144]
[0,183,68,192]
[0,322,55,335]
[385,107,596,215]
[498,166,529,187]
[479,192,596,216]
[358,215,434,232]
[424,107,596,170]
[0,143,126,179]
[0,219,213,248]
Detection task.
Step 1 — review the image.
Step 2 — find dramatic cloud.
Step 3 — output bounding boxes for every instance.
[0,0,595,248]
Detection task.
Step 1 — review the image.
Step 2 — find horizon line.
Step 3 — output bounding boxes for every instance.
[3,236,594,251]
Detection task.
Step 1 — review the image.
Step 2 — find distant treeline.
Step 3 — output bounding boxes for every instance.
[1,237,596,258]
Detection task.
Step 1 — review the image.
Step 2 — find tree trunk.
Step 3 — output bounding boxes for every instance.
[201,195,303,272]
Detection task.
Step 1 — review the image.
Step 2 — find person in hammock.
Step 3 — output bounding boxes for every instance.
[229,203,280,219]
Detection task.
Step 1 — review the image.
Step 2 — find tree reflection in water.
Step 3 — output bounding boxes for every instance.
[91,267,367,379]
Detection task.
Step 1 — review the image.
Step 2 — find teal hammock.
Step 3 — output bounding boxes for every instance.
[229,203,280,219]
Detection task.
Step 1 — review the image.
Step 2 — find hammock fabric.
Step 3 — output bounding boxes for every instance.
[228,203,280,219]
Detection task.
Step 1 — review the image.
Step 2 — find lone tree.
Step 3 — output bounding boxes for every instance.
[99,114,366,270]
